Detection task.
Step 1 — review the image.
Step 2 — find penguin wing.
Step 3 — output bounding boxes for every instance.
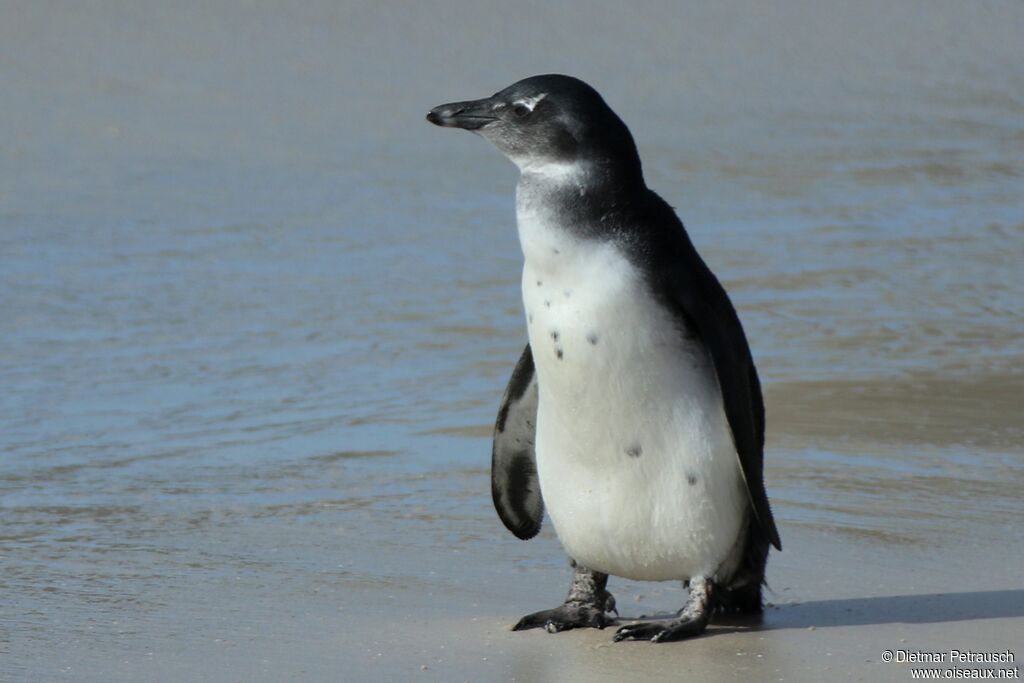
[491,344,543,540]
[667,258,783,551]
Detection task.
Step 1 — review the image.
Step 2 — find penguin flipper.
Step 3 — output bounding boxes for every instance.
[491,344,543,540]
[662,241,783,552]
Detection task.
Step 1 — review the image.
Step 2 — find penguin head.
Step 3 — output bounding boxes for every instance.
[427,74,640,177]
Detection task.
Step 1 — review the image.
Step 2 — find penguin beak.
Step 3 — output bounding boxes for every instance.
[426,97,498,131]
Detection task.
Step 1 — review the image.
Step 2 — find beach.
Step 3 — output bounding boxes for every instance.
[2,2,1022,681]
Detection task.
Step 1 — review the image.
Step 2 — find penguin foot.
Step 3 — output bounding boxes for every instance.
[612,615,708,642]
[613,575,714,643]
[512,602,613,632]
[513,560,616,633]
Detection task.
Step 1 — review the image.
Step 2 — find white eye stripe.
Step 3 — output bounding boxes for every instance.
[512,93,547,112]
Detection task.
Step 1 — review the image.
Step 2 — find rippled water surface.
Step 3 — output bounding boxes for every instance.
[2,2,1022,680]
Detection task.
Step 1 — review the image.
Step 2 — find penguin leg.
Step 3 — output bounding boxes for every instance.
[717,515,769,615]
[613,576,714,643]
[512,559,617,633]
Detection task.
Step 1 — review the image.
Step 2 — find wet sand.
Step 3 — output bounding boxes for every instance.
[2,1,1022,681]
[5,461,1020,683]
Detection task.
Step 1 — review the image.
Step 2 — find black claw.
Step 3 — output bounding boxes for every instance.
[613,622,665,642]
[613,623,653,642]
[604,593,618,616]
[544,620,573,633]
[612,616,708,643]
[512,603,612,633]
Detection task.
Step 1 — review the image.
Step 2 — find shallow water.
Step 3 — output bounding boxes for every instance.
[2,2,1023,680]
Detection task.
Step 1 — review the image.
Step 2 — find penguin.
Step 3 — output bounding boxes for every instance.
[427,75,781,643]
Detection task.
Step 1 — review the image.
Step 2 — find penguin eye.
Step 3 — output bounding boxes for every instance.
[512,103,531,119]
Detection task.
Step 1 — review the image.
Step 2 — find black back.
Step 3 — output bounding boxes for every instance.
[620,188,782,551]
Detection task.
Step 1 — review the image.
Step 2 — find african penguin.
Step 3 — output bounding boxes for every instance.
[427,75,781,643]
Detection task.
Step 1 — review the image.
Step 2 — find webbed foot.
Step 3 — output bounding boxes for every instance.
[511,560,616,633]
[513,602,613,632]
[612,614,707,642]
[613,575,714,643]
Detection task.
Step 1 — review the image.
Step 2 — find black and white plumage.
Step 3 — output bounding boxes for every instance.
[428,74,781,643]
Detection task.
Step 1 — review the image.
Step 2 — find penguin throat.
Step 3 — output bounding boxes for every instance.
[517,159,591,187]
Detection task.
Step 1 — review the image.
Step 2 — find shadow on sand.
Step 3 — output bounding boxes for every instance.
[621,589,1024,632]
[767,589,1024,629]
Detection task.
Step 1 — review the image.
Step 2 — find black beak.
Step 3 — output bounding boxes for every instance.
[426,97,498,130]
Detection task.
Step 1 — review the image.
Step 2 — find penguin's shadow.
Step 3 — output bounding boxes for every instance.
[621,589,1024,632]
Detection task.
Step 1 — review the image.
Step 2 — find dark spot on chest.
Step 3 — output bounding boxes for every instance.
[563,290,572,298]
[626,444,642,458]
[587,332,599,345]
[556,348,564,360]
[686,471,698,485]
[536,280,543,287]
[551,330,559,341]
[544,300,551,307]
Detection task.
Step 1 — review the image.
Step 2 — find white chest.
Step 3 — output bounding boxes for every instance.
[515,195,747,582]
